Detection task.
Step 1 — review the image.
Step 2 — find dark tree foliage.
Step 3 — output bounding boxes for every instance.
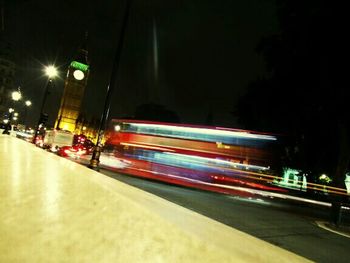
[134,103,180,123]
[236,0,348,188]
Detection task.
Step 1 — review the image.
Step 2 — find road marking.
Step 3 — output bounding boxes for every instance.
[315,221,350,239]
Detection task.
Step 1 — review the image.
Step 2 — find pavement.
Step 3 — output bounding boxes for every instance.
[0,135,312,262]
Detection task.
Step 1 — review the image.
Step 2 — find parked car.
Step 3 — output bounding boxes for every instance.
[42,130,74,152]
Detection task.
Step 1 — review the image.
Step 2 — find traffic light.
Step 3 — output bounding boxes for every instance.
[40,113,49,124]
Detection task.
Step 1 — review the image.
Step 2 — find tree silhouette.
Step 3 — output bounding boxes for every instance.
[236,0,348,189]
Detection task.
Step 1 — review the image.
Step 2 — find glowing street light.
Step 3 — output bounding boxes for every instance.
[11,90,22,101]
[25,100,32,106]
[45,65,58,79]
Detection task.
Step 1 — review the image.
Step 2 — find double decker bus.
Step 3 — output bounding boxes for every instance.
[102,119,286,194]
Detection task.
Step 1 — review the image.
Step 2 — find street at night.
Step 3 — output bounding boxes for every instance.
[71,155,350,262]
[1,0,350,262]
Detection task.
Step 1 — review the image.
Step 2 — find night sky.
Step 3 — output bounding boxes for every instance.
[5,0,278,128]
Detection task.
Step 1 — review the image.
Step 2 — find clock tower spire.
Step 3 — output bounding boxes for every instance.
[55,39,90,132]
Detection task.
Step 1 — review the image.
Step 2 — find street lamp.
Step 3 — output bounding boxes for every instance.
[12,90,22,101]
[24,100,32,130]
[32,65,58,144]
[12,112,19,124]
[45,65,58,79]
[2,108,14,134]
[89,0,132,169]
[2,90,22,134]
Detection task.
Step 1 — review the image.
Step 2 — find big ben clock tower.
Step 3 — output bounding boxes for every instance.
[55,44,89,132]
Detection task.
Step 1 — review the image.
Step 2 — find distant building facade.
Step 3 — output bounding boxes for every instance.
[55,45,89,132]
[74,114,99,143]
[0,38,16,119]
[0,5,16,121]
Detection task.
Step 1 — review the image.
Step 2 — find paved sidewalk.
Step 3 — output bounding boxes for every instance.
[0,135,310,262]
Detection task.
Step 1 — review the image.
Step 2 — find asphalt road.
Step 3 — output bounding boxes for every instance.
[70,154,350,262]
[94,166,350,263]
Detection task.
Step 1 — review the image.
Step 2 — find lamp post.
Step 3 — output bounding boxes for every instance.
[2,108,14,134]
[2,90,22,134]
[12,112,18,124]
[23,100,32,130]
[32,65,58,144]
[13,112,18,122]
[89,0,131,169]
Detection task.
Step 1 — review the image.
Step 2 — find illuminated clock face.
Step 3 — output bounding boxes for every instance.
[73,69,85,80]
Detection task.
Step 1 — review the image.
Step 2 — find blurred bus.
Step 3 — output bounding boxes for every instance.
[102,119,285,193]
